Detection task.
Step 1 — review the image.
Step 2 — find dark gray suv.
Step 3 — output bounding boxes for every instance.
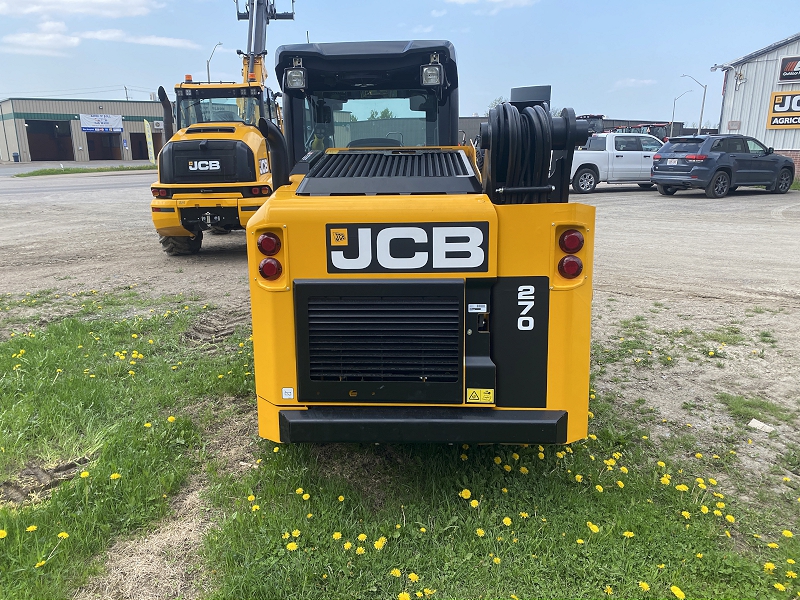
[651,134,795,198]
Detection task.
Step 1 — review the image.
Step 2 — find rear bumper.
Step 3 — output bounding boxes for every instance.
[278,407,568,444]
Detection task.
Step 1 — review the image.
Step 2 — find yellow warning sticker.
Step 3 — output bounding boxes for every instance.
[330,228,348,246]
[466,388,495,404]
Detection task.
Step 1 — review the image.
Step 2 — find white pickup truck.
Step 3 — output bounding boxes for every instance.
[570,133,665,193]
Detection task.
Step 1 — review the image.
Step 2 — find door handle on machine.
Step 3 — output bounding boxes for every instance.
[615,154,623,158]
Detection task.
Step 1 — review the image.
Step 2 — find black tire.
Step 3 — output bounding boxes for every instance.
[210,226,231,235]
[572,167,598,193]
[656,184,677,196]
[705,171,730,199]
[771,168,793,194]
[475,146,485,173]
[638,183,654,189]
[159,231,203,255]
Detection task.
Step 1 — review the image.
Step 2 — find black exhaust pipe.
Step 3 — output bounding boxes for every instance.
[157,86,174,139]
[258,117,290,190]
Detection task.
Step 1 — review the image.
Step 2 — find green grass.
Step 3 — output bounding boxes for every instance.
[2,298,799,599]
[715,392,796,426]
[13,165,156,178]
[0,291,253,599]
[791,179,800,191]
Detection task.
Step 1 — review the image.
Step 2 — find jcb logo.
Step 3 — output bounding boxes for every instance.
[326,222,489,273]
[188,160,221,171]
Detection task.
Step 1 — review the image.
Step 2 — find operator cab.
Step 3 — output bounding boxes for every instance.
[174,81,266,128]
[275,41,460,166]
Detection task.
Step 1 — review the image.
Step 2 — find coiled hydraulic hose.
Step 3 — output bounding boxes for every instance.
[480,103,588,204]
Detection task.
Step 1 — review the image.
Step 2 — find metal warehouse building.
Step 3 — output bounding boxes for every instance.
[716,31,800,173]
[0,98,166,163]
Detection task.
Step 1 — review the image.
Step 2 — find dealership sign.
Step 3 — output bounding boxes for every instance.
[79,114,123,132]
[778,56,800,83]
[767,92,800,129]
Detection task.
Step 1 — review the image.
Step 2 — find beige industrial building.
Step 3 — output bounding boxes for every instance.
[0,97,166,163]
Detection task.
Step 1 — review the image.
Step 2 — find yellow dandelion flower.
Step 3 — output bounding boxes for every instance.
[595,485,604,493]
[503,517,512,526]
[399,594,411,600]
[503,464,512,472]
[374,537,387,550]
[773,583,786,592]
[26,525,37,532]
[343,541,352,550]
[782,530,793,538]
[658,564,665,569]
[306,514,313,520]
[520,466,529,475]
[575,474,583,483]
[273,447,279,453]
[587,522,600,533]
[788,559,796,564]
[494,456,502,464]
[701,505,709,514]
[357,533,367,542]
[589,434,597,441]
[286,542,298,551]
[616,481,624,489]
[512,453,519,461]
[657,461,666,468]
[623,531,634,538]
[577,538,585,544]
[501,488,508,494]
[476,528,485,537]
[0,530,6,539]
[713,510,722,516]
[708,478,717,485]
[144,422,151,428]
[604,585,613,595]
[670,585,685,599]
[167,416,176,422]
[131,334,138,338]
[338,495,345,502]
[333,532,342,540]
[660,476,671,485]
[423,589,435,596]
[725,530,731,537]
[638,581,650,592]
[302,493,310,500]
[409,572,420,582]
[251,505,260,512]
[390,568,401,577]
[764,562,776,572]
[768,543,780,549]
[247,494,255,502]
[519,512,529,518]
[470,499,479,508]
[695,453,703,459]
[620,466,628,474]
[110,472,121,480]
[786,570,797,578]
[291,529,300,538]
[696,553,703,558]
[493,556,501,564]
[419,527,426,533]
[459,489,471,499]
[460,454,468,460]
[725,515,735,523]
[35,560,46,568]
[80,471,89,478]
[675,484,689,492]
[282,532,289,539]
[698,483,707,490]
[681,511,691,519]
[716,501,725,508]
[356,546,365,555]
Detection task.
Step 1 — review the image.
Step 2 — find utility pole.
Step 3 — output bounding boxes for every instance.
[670,90,692,137]
[681,74,707,135]
[207,42,223,82]
[124,86,129,101]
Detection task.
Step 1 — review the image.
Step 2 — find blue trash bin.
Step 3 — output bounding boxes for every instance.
[12,152,20,163]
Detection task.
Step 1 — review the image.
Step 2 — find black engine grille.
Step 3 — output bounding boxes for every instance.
[295,150,481,196]
[308,296,460,382]
[294,280,464,404]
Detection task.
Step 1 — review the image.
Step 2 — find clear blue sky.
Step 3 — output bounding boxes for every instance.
[0,0,796,127]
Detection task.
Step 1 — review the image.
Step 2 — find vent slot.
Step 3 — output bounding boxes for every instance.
[307,296,461,382]
[186,127,236,134]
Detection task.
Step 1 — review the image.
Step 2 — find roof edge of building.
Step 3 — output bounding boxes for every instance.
[724,31,800,67]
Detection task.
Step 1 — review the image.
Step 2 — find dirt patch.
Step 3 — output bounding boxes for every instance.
[183,307,251,350]
[0,457,90,505]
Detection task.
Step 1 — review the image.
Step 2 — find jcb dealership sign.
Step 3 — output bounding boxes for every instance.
[767,92,800,129]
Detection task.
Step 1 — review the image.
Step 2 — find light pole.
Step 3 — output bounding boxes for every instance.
[207,42,223,83]
[671,90,692,137]
[681,74,707,135]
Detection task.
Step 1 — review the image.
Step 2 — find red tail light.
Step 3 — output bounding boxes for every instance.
[252,187,260,195]
[259,258,282,280]
[151,188,159,197]
[261,186,272,195]
[257,233,281,256]
[685,154,707,163]
[159,189,168,197]
[558,255,583,279]
[653,154,661,161]
[559,229,584,254]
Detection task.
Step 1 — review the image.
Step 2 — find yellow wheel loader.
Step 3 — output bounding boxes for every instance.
[247,40,594,445]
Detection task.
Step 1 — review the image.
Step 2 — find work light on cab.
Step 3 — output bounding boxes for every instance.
[559,229,584,254]
[558,255,583,279]
[258,257,282,280]
[257,232,281,256]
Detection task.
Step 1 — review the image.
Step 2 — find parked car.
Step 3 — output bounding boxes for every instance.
[651,134,795,198]
[570,133,665,193]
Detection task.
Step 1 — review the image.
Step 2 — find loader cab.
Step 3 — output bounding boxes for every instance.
[174,81,265,129]
[275,41,460,166]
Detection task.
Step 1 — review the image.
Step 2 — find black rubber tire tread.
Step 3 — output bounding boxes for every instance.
[771,168,793,194]
[656,184,677,196]
[638,183,654,189]
[572,167,597,193]
[705,171,730,199]
[159,231,203,255]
